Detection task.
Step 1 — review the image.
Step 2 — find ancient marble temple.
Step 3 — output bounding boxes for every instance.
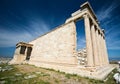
[9,2,116,80]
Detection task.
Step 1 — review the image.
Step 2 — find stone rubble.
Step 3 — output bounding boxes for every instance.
[0,80,6,84]
[35,71,42,74]
[24,74,37,79]
[77,48,87,65]
[15,73,22,76]
[0,66,13,72]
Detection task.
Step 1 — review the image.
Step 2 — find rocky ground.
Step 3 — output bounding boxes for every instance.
[0,63,118,84]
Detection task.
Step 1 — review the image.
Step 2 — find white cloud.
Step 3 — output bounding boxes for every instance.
[105,24,120,50]
[77,36,86,50]
[96,1,120,50]
[96,1,119,21]
[0,19,50,47]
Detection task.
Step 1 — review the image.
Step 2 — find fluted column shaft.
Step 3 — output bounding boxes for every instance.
[102,35,107,65]
[91,25,99,66]
[100,34,104,65]
[95,29,100,66]
[103,37,109,65]
[98,32,103,66]
[83,14,94,67]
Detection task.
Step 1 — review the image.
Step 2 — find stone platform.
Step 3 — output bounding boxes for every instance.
[28,60,116,80]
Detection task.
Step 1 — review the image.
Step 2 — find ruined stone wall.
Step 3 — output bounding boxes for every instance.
[29,22,77,65]
[9,46,26,64]
[77,48,87,65]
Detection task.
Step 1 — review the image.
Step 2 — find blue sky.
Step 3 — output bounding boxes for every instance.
[0,0,120,60]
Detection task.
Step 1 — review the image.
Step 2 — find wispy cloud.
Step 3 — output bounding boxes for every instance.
[0,18,50,47]
[105,24,120,50]
[96,1,120,50]
[96,1,119,22]
[77,36,86,50]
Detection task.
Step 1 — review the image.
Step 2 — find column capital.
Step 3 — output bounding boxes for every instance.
[83,13,89,18]
[91,24,96,28]
[100,31,104,37]
[91,24,95,30]
[102,29,105,35]
[100,32,102,36]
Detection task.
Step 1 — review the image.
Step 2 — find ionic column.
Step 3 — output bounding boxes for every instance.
[98,31,103,66]
[91,25,99,66]
[95,29,100,66]
[102,29,109,65]
[83,14,94,67]
[101,35,105,65]
[103,36,109,65]
[100,34,104,65]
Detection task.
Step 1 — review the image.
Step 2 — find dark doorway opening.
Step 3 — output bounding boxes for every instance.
[26,47,32,60]
[20,46,26,54]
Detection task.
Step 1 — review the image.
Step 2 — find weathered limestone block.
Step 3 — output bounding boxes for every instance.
[9,46,21,64]
[29,22,77,65]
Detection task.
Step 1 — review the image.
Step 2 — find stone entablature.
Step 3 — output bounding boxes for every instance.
[16,42,33,48]
[65,2,109,67]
